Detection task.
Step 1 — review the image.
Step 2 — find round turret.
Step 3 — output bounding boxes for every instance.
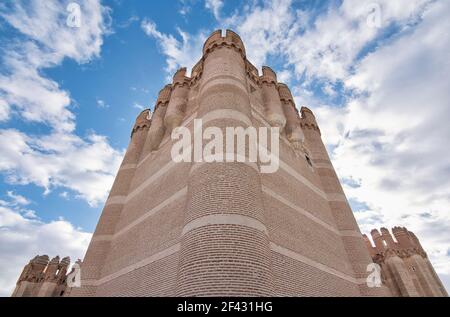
[202,29,246,57]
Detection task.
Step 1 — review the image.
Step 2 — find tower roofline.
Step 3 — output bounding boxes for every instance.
[202,29,246,57]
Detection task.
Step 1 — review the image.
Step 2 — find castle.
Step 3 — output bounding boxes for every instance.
[11,255,77,297]
[12,30,447,297]
[364,227,447,296]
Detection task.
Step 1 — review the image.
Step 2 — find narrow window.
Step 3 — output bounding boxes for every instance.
[305,155,312,167]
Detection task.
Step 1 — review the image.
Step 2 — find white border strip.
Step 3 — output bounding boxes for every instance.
[182,214,268,235]
[82,244,180,287]
[270,243,364,284]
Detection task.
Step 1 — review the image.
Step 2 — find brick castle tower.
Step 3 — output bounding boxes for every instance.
[364,227,448,296]
[12,30,447,297]
[11,255,75,297]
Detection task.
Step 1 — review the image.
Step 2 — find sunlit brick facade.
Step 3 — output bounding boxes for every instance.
[13,30,446,297]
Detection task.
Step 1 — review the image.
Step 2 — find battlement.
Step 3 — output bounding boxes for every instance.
[260,66,278,84]
[136,30,315,154]
[364,227,426,259]
[16,255,71,284]
[131,109,151,137]
[12,255,76,297]
[364,227,447,296]
[277,83,295,104]
[300,107,320,133]
[172,67,190,87]
[155,84,172,108]
[203,29,246,57]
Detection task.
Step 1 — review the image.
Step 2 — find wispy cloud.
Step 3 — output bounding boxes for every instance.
[0,0,123,206]
[205,0,224,20]
[0,205,91,296]
[141,18,208,75]
[143,0,450,290]
[96,98,110,108]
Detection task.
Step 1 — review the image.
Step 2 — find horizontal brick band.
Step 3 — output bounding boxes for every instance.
[270,243,365,285]
[182,214,269,236]
[119,163,137,171]
[126,161,177,202]
[90,235,113,243]
[104,195,127,207]
[201,109,252,127]
[115,187,187,238]
[314,162,334,170]
[263,186,363,241]
[127,104,335,209]
[339,230,364,238]
[190,154,260,174]
[262,186,339,234]
[278,160,327,200]
[326,193,348,202]
[81,244,180,287]
[199,74,248,99]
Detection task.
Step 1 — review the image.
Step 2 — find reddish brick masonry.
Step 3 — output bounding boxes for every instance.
[12,30,447,297]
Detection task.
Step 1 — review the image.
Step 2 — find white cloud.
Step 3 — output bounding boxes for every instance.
[0,55,75,132]
[0,129,123,207]
[0,205,91,296]
[323,0,450,280]
[202,0,450,290]
[0,99,9,121]
[133,102,145,110]
[0,0,110,64]
[205,0,224,20]
[222,0,295,69]
[0,0,111,132]
[96,98,109,108]
[6,191,30,206]
[0,0,123,206]
[178,0,193,16]
[276,69,292,84]
[141,19,208,76]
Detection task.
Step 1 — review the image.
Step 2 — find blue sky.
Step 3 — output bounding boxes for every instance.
[0,0,449,296]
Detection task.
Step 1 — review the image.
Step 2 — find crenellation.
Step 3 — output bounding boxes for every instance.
[365,227,447,296]
[131,109,151,137]
[14,29,446,298]
[278,83,305,150]
[202,29,246,59]
[12,255,74,297]
[260,66,287,130]
[165,68,190,133]
[300,106,321,133]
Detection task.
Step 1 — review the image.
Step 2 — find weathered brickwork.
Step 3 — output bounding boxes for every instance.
[12,256,77,297]
[364,227,448,297]
[12,29,447,297]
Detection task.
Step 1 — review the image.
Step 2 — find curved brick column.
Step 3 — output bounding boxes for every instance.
[300,107,391,296]
[423,257,448,296]
[164,68,189,133]
[175,30,275,297]
[278,83,304,150]
[385,253,420,297]
[260,66,286,129]
[141,85,171,158]
[71,111,150,296]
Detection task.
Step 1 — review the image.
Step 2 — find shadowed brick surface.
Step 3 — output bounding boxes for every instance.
[12,30,446,297]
